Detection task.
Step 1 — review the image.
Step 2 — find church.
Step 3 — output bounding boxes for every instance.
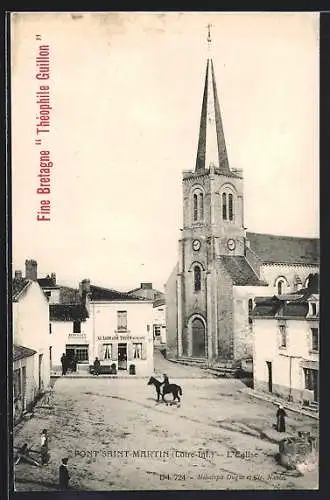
[165,34,319,363]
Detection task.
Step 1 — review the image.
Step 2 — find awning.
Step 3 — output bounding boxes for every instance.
[300,360,319,370]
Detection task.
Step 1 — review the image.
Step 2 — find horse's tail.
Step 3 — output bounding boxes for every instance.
[178,386,182,396]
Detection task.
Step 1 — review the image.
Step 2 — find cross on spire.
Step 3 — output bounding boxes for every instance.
[207,23,212,47]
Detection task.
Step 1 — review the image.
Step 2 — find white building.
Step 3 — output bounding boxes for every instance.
[153,297,166,345]
[47,280,154,376]
[127,283,166,346]
[12,267,51,420]
[252,281,319,406]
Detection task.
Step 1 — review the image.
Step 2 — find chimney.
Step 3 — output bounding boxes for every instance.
[14,270,23,279]
[25,259,38,281]
[141,283,152,290]
[79,279,91,300]
[51,272,56,284]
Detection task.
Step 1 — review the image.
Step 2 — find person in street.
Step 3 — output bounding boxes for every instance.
[14,443,40,466]
[59,457,70,489]
[93,357,101,376]
[276,404,287,432]
[60,353,67,376]
[160,373,170,395]
[40,429,49,465]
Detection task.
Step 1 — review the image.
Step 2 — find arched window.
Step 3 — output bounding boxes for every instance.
[277,280,284,295]
[192,188,204,222]
[193,194,198,221]
[194,265,201,292]
[199,193,204,220]
[222,193,227,220]
[228,193,233,221]
[221,187,235,221]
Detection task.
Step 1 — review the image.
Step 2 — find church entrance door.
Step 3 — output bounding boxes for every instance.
[191,318,206,357]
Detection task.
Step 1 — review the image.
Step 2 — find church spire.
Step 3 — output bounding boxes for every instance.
[195,26,230,173]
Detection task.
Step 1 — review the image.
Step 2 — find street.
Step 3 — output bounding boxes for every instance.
[14,357,318,491]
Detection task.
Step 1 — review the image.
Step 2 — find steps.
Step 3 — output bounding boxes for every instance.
[308,401,319,412]
[168,357,239,378]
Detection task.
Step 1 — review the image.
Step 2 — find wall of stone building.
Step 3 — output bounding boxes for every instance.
[260,264,319,293]
[165,264,179,359]
[216,263,234,359]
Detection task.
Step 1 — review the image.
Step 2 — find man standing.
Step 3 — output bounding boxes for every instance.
[59,457,70,489]
[93,357,101,376]
[40,429,49,465]
[276,404,287,432]
[60,353,67,376]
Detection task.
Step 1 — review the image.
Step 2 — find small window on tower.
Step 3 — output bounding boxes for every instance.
[194,265,201,292]
[199,192,204,220]
[193,194,198,221]
[228,193,234,220]
[222,193,227,220]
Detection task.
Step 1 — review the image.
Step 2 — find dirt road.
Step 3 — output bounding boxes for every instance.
[14,376,318,491]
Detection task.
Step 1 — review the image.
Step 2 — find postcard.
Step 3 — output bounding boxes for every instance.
[10,11,319,491]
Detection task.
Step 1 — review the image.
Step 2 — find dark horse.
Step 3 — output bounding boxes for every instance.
[147,376,182,403]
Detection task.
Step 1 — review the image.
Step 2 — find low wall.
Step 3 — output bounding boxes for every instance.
[278,431,319,472]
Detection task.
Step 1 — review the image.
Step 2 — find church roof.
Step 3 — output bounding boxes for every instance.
[246,232,319,266]
[195,57,230,173]
[220,256,268,286]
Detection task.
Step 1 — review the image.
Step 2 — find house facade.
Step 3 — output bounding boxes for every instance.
[40,277,154,376]
[252,282,319,405]
[12,266,51,420]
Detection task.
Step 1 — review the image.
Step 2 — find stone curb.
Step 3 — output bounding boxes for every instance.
[239,388,319,420]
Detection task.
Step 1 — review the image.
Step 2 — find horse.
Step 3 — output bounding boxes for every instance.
[147,376,183,403]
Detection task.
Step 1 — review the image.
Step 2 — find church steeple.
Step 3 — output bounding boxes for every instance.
[195,26,230,173]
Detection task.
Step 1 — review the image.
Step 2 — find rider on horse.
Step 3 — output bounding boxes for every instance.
[160,373,170,395]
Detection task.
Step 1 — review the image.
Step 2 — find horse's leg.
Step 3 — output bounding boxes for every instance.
[156,388,160,402]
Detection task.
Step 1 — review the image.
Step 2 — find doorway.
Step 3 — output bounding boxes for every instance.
[118,343,127,370]
[266,361,273,393]
[191,318,206,357]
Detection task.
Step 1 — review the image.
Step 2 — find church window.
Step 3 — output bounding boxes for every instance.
[199,193,204,220]
[194,265,202,292]
[222,193,227,220]
[228,193,234,220]
[192,189,204,222]
[193,194,198,221]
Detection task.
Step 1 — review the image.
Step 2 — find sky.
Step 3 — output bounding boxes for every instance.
[11,12,319,292]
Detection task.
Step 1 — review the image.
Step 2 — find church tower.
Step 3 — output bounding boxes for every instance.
[177,26,246,360]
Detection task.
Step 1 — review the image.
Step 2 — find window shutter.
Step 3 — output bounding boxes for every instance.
[127,343,133,361]
[141,342,147,360]
[112,342,118,361]
[98,342,103,360]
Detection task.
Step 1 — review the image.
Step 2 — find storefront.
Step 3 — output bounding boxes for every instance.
[95,334,147,371]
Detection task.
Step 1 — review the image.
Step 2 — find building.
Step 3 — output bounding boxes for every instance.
[252,277,319,405]
[87,283,154,375]
[12,262,51,421]
[165,39,319,362]
[42,278,154,376]
[128,283,166,346]
[153,296,166,345]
